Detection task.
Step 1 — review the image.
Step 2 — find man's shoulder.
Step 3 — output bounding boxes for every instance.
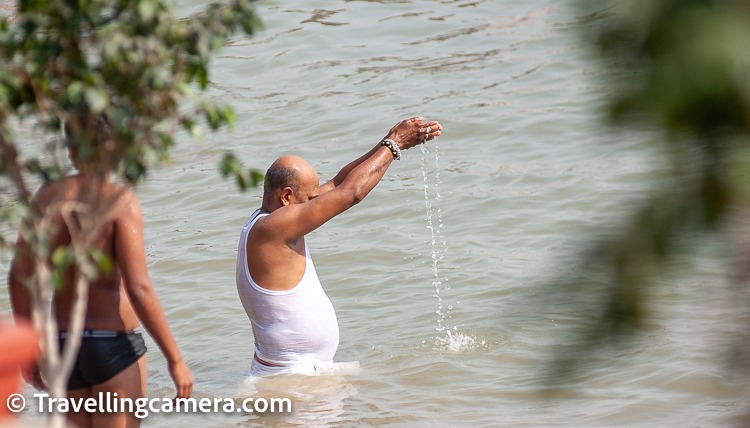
[246,210,293,245]
[107,183,137,203]
[106,185,142,221]
[34,176,136,199]
[46,177,141,220]
[247,211,271,237]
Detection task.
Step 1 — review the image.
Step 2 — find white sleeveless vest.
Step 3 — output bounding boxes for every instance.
[236,210,339,366]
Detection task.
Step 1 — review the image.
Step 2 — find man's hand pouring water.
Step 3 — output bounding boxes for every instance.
[384,117,443,150]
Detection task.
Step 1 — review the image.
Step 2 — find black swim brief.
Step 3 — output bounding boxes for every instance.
[58,329,147,390]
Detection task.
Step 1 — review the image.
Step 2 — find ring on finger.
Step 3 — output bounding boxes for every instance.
[425,126,431,134]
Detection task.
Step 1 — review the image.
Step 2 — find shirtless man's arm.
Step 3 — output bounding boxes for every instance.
[8,235,44,390]
[8,239,33,321]
[114,193,193,399]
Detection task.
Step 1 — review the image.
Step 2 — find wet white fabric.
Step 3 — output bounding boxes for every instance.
[249,358,335,377]
[236,209,340,370]
[247,359,361,378]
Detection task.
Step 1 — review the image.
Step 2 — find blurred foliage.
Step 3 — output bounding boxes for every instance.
[0,0,262,188]
[0,2,264,411]
[0,0,264,244]
[219,152,262,191]
[554,0,750,374]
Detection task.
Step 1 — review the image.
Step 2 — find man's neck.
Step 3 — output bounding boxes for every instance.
[76,170,110,183]
[260,202,282,214]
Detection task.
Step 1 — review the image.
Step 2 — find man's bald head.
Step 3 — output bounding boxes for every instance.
[262,156,318,209]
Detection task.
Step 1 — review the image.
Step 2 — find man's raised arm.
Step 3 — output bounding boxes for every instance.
[258,117,442,244]
[318,117,442,194]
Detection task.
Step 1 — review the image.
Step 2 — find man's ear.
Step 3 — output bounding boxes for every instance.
[280,187,294,206]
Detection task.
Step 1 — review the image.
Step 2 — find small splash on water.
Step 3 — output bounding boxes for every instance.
[433,331,487,352]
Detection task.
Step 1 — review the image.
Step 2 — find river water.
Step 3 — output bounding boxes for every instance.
[2,0,749,426]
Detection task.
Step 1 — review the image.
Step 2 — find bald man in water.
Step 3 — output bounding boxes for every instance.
[236,117,442,375]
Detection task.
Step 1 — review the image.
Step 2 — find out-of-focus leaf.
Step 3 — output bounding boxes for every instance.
[548,0,750,388]
[84,88,108,114]
[51,247,73,268]
[25,159,63,183]
[89,247,112,274]
[51,247,76,290]
[219,152,263,191]
[0,0,262,186]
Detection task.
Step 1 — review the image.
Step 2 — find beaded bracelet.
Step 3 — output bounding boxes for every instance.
[380,138,401,160]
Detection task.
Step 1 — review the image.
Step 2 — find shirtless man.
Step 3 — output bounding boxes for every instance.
[8,153,193,427]
[236,117,442,375]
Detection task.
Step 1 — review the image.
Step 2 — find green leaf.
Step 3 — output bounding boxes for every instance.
[218,153,263,191]
[182,118,202,140]
[250,169,264,187]
[206,105,220,129]
[25,159,63,183]
[67,82,84,104]
[52,247,73,269]
[219,152,241,176]
[197,65,208,89]
[84,87,109,113]
[89,248,112,274]
[221,105,236,127]
[176,82,194,97]
[137,0,157,21]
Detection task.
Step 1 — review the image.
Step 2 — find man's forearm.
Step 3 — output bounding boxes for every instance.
[128,285,185,364]
[8,245,34,323]
[337,145,395,204]
[322,117,440,193]
[9,272,32,322]
[127,284,193,399]
[329,143,383,188]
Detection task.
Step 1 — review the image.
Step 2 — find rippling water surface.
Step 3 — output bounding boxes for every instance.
[2,0,749,426]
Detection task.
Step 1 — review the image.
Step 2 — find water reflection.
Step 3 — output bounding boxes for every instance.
[238,363,360,427]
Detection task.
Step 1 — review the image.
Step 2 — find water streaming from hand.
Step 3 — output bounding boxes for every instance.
[420,144,445,332]
[420,141,480,351]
